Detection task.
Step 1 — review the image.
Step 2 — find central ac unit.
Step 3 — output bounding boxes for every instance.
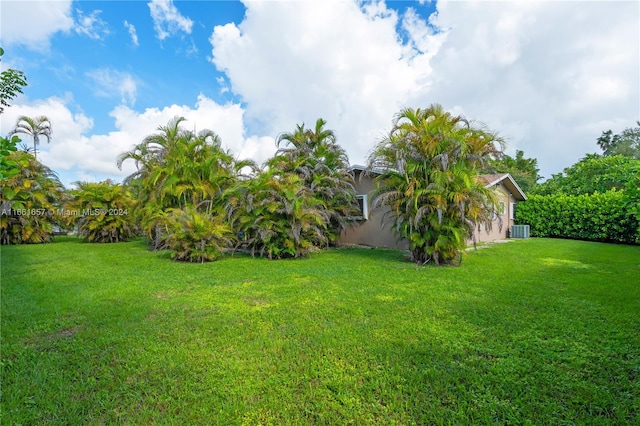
[511,225,530,239]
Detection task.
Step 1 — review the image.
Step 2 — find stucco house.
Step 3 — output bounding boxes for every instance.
[340,166,527,249]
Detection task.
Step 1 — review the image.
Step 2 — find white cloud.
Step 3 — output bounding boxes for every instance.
[0,97,107,179]
[110,94,276,166]
[147,0,193,41]
[210,1,445,168]
[426,0,639,178]
[0,0,74,50]
[0,1,111,49]
[85,69,138,106]
[215,76,230,95]
[3,0,637,187]
[209,0,638,180]
[74,8,110,40]
[124,20,139,47]
[0,94,276,187]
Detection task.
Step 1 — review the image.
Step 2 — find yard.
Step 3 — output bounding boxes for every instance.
[1,237,638,424]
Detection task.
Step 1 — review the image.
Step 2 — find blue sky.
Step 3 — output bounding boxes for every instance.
[1,0,638,187]
[3,1,248,132]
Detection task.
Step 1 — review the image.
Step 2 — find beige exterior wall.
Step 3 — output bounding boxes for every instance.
[340,170,519,249]
[340,170,407,249]
[340,206,409,249]
[472,186,516,243]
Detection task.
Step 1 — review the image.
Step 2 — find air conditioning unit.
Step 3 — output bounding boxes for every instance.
[511,225,530,239]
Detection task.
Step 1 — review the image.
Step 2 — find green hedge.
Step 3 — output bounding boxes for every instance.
[515,191,639,244]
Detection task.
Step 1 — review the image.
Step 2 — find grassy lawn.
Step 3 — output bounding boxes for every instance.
[1,238,639,425]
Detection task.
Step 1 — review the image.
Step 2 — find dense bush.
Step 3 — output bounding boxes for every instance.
[0,151,65,244]
[162,207,233,263]
[65,180,137,243]
[229,171,330,259]
[117,117,246,259]
[515,191,639,244]
[368,104,503,265]
[623,175,640,242]
[267,118,359,245]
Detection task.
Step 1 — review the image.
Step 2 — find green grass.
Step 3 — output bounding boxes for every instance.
[1,237,639,425]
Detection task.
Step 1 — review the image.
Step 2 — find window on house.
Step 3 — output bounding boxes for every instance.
[510,202,516,220]
[492,201,506,220]
[356,194,369,220]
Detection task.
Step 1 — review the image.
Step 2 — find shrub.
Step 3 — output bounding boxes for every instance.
[531,155,640,196]
[267,118,359,246]
[0,151,65,244]
[623,175,640,243]
[515,191,638,244]
[162,206,233,263]
[229,171,329,259]
[368,105,503,265]
[66,180,137,243]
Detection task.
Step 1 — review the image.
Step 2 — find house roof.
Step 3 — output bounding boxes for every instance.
[349,166,527,201]
[349,164,390,176]
[477,173,527,201]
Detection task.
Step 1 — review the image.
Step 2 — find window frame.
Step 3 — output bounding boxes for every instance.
[356,194,369,220]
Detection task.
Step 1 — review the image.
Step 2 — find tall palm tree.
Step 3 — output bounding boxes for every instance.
[368,104,504,265]
[10,115,52,160]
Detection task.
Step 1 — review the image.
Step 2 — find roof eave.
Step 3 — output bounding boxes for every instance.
[483,173,527,201]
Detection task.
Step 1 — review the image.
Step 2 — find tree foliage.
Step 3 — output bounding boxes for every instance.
[597,122,640,159]
[117,116,247,261]
[622,173,640,243]
[9,115,52,161]
[0,151,65,244]
[531,154,640,196]
[65,180,137,243]
[228,170,329,259]
[521,153,640,244]
[0,47,27,115]
[368,104,504,265]
[267,118,359,245]
[0,134,20,181]
[162,206,234,263]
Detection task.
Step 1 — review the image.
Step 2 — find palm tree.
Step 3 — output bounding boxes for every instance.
[117,116,246,257]
[162,206,234,263]
[65,180,137,243]
[268,118,359,244]
[10,115,52,160]
[368,104,504,265]
[0,150,65,244]
[227,169,330,259]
